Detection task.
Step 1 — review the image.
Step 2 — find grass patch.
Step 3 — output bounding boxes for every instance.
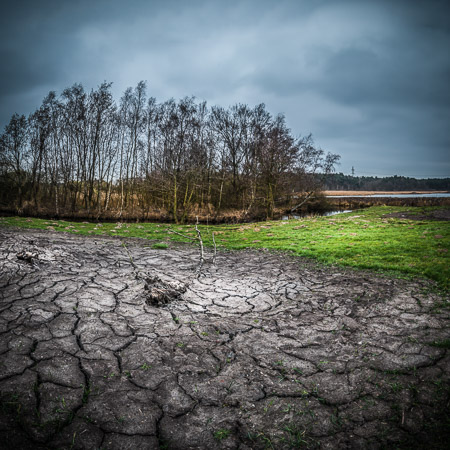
[151,242,169,249]
[213,429,231,441]
[1,205,449,291]
[429,339,450,349]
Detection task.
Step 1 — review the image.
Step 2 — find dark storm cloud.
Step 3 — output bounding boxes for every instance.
[1,0,449,177]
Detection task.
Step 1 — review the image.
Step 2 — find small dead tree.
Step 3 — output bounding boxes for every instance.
[167,216,216,278]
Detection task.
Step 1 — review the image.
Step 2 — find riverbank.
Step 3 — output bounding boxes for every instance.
[326,195,450,209]
[2,206,449,291]
[325,190,449,196]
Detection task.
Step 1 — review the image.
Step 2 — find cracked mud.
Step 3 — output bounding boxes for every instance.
[0,228,449,449]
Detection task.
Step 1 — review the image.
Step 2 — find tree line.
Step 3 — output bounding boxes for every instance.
[322,173,450,192]
[0,81,339,222]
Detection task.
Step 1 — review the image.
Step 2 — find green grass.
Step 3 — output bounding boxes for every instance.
[151,242,169,249]
[429,339,450,349]
[1,205,449,291]
[213,428,231,441]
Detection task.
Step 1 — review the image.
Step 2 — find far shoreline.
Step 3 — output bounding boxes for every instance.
[324,190,450,196]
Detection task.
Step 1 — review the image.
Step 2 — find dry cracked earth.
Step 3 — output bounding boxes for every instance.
[0,228,449,449]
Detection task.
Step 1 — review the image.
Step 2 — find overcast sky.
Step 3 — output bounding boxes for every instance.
[1,0,449,177]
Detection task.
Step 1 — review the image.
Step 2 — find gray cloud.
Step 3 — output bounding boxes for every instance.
[1,0,449,177]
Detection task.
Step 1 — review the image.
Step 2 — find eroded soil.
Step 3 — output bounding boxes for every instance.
[0,229,449,449]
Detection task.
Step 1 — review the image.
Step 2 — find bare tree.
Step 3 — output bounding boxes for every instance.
[291,134,340,212]
[0,81,340,220]
[211,104,252,208]
[0,114,29,208]
[257,114,299,218]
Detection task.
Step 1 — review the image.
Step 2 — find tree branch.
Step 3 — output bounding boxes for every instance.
[290,191,315,213]
[211,231,217,265]
[194,216,205,278]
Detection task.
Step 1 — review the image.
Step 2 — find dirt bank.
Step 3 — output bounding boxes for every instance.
[0,229,449,449]
[384,209,450,221]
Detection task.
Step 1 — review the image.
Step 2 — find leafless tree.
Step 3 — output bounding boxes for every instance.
[0,81,339,220]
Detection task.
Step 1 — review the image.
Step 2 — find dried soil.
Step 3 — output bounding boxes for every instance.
[0,229,449,449]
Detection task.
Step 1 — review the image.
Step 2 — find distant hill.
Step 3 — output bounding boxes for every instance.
[321,173,450,191]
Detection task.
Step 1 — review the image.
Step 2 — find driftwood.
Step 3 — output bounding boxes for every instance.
[16,251,38,263]
[121,217,217,307]
[122,241,187,306]
[143,276,187,306]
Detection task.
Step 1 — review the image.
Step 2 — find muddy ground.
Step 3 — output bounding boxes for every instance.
[0,229,449,449]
